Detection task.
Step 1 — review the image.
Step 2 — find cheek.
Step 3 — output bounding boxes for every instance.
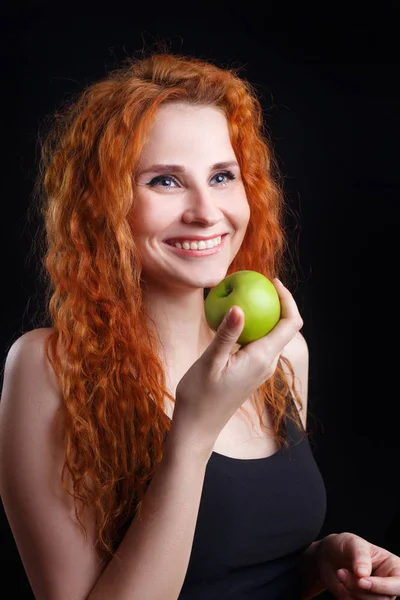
[129,190,155,234]
[129,202,160,238]
[234,193,250,227]
[243,201,251,224]
[130,190,175,237]
[236,204,250,245]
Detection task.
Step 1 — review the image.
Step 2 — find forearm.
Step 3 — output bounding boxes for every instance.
[300,539,327,600]
[89,434,210,600]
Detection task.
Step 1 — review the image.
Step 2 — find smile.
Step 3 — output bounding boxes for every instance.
[166,235,222,250]
[163,234,227,257]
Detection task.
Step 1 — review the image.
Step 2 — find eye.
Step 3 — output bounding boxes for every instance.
[147,175,179,189]
[210,170,236,185]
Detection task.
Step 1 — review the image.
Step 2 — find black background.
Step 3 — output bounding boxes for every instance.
[1,3,399,598]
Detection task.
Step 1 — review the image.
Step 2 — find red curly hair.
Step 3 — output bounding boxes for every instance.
[30,52,305,561]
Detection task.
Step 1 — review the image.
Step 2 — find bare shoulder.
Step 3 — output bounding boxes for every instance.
[1,327,63,428]
[0,328,105,599]
[280,331,309,429]
[2,327,59,397]
[4,326,57,355]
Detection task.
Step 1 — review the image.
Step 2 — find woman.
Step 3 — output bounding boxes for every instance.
[0,52,399,599]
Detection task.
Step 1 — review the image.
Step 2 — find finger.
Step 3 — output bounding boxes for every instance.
[272,279,303,325]
[244,279,303,358]
[346,535,373,579]
[337,569,396,599]
[348,592,396,600]
[336,580,357,600]
[320,566,354,600]
[356,574,400,596]
[347,592,396,600]
[203,305,245,370]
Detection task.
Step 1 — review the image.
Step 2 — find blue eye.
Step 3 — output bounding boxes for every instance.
[211,171,236,185]
[146,170,236,189]
[147,176,178,188]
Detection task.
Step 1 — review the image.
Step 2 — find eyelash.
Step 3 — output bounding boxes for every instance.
[146,170,236,189]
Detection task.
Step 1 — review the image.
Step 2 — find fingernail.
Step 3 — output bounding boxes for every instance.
[226,307,236,326]
[358,578,372,589]
[337,569,347,580]
[357,565,369,576]
[226,307,233,319]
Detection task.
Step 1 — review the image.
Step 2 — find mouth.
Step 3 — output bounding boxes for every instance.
[163,234,228,257]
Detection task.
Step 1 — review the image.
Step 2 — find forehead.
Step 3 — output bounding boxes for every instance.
[154,101,227,125]
[139,102,234,163]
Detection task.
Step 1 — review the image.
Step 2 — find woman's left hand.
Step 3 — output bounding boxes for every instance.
[317,532,400,599]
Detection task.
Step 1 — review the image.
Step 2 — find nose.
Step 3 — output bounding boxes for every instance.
[182,185,222,226]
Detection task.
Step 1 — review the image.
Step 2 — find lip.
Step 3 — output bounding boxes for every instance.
[163,233,228,257]
[163,233,227,243]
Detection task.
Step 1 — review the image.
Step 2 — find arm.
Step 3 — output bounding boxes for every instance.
[0,329,210,600]
[90,433,208,600]
[281,331,327,599]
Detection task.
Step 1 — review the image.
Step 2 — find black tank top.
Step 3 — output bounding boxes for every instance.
[176,397,327,599]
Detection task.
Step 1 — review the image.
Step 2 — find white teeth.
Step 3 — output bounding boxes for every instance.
[172,235,222,250]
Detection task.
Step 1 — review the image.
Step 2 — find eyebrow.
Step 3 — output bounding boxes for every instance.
[136,160,240,177]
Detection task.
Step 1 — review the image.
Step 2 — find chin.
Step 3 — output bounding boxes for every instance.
[205,273,230,289]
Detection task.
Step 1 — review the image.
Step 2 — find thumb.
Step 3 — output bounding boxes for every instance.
[352,545,372,578]
[206,306,244,364]
[217,305,244,338]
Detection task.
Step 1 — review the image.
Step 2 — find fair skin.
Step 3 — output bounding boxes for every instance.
[0,100,399,600]
[131,102,250,403]
[131,101,304,455]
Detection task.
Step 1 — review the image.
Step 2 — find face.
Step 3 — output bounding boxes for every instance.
[130,102,250,295]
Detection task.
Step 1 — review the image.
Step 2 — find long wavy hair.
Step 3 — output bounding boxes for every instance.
[30,52,306,561]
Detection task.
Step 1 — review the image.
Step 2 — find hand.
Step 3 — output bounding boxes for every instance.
[171,279,303,457]
[317,532,400,599]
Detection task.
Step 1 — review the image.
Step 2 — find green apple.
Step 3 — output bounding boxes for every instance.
[204,270,281,346]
